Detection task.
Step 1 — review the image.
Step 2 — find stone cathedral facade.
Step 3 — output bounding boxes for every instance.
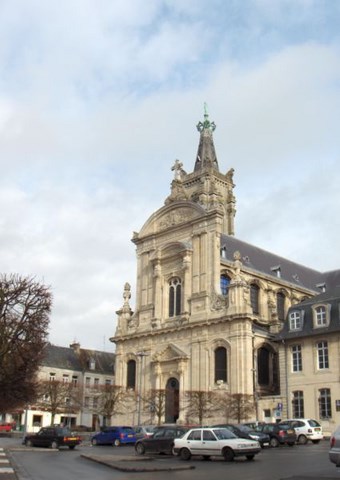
[111,110,339,426]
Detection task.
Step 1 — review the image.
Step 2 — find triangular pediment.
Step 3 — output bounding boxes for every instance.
[153,343,189,363]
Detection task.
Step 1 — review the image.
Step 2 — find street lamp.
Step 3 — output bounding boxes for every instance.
[136,351,148,425]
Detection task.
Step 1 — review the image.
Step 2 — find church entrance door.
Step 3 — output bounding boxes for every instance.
[165,377,179,423]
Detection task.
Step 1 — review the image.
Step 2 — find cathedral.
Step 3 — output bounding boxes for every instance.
[111,109,340,428]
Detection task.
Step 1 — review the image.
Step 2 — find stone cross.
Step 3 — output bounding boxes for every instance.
[171,159,183,180]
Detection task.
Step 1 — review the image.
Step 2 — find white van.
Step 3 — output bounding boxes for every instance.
[280,419,323,444]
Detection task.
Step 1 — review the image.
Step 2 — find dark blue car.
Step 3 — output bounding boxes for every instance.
[91,426,136,446]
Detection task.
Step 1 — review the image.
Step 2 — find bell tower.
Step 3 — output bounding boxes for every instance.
[165,105,236,235]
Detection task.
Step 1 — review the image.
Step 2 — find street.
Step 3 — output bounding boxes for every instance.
[2,436,340,480]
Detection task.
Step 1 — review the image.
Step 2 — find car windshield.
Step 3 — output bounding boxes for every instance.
[238,425,251,433]
[121,427,134,433]
[308,420,321,427]
[213,428,237,440]
[278,425,291,431]
[52,427,72,435]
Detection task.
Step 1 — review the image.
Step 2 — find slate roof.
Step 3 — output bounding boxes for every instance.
[277,285,340,341]
[220,234,340,292]
[40,344,115,375]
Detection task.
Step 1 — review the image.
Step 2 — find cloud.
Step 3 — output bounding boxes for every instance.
[0,0,339,350]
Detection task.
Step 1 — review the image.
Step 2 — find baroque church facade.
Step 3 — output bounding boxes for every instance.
[111,110,340,427]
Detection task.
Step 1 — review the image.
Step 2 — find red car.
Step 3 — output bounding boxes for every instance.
[0,423,13,433]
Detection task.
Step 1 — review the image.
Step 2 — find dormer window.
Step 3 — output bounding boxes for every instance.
[313,304,329,328]
[289,311,302,331]
[220,245,227,259]
[89,358,96,370]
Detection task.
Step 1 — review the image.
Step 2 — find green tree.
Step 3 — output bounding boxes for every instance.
[0,274,52,412]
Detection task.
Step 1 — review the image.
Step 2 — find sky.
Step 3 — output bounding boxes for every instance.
[1,0,340,352]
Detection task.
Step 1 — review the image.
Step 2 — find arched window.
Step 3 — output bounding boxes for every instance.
[215,347,227,383]
[257,347,270,385]
[277,292,285,321]
[127,360,136,389]
[220,274,230,296]
[250,283,260,314]
[169,277,181,317]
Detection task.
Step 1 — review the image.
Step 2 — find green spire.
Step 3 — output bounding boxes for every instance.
[196,102,216,133]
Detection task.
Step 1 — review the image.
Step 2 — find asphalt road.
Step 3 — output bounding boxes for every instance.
[2,436,340,480]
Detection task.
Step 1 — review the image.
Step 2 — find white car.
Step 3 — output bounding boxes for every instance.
[173,427,261,461]
[279,419,323,444]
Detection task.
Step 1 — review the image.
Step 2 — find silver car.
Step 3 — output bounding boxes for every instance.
[329,425,340,466]
[173,427,261,461]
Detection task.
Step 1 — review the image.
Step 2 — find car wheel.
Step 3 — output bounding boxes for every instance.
[91,438,98,446]
[69,445,76,450]
[270,437,279,448]
[203,455,211,461]
[51,441,59,449]
[25,440,33,447]
[298,435,307,445]
[312,440,320,444]
[246,455,255,461]
[223,447,234,462]
[114,439,121,447]
[180,448,191,461]
[135,442,146,455]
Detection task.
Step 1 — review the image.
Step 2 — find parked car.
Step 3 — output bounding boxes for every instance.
[134,425,156,440]
[0,423,13,433]
[329,424,340,466]
[255,423,296,448]
[173,427,261,461]
[24,426,81,449]
[213,424,270,448]
[135,425,188,455]
[91,426,136,446]
[279,419,323,445]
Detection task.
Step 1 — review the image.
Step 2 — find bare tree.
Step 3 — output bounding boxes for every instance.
[0,274,52,412]
[218,393,254,423]
[92,385,127,426]
[142,389,167,425]
[184,390,219,425]
[38,380,82,424]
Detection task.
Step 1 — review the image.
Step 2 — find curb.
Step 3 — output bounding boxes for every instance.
[81,454,195,472]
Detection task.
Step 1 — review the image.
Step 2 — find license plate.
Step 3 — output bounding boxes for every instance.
[287,429,294,434]
[315,428,321,432]
[67,437,78,441]
[128,434,133,438]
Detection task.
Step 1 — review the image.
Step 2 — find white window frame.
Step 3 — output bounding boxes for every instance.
[312,304,330,328]
[291,344,302,372]
[317,341,329,369]
[289,311,302,331]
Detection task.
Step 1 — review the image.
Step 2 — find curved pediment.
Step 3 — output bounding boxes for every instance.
[137,201,206,239]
